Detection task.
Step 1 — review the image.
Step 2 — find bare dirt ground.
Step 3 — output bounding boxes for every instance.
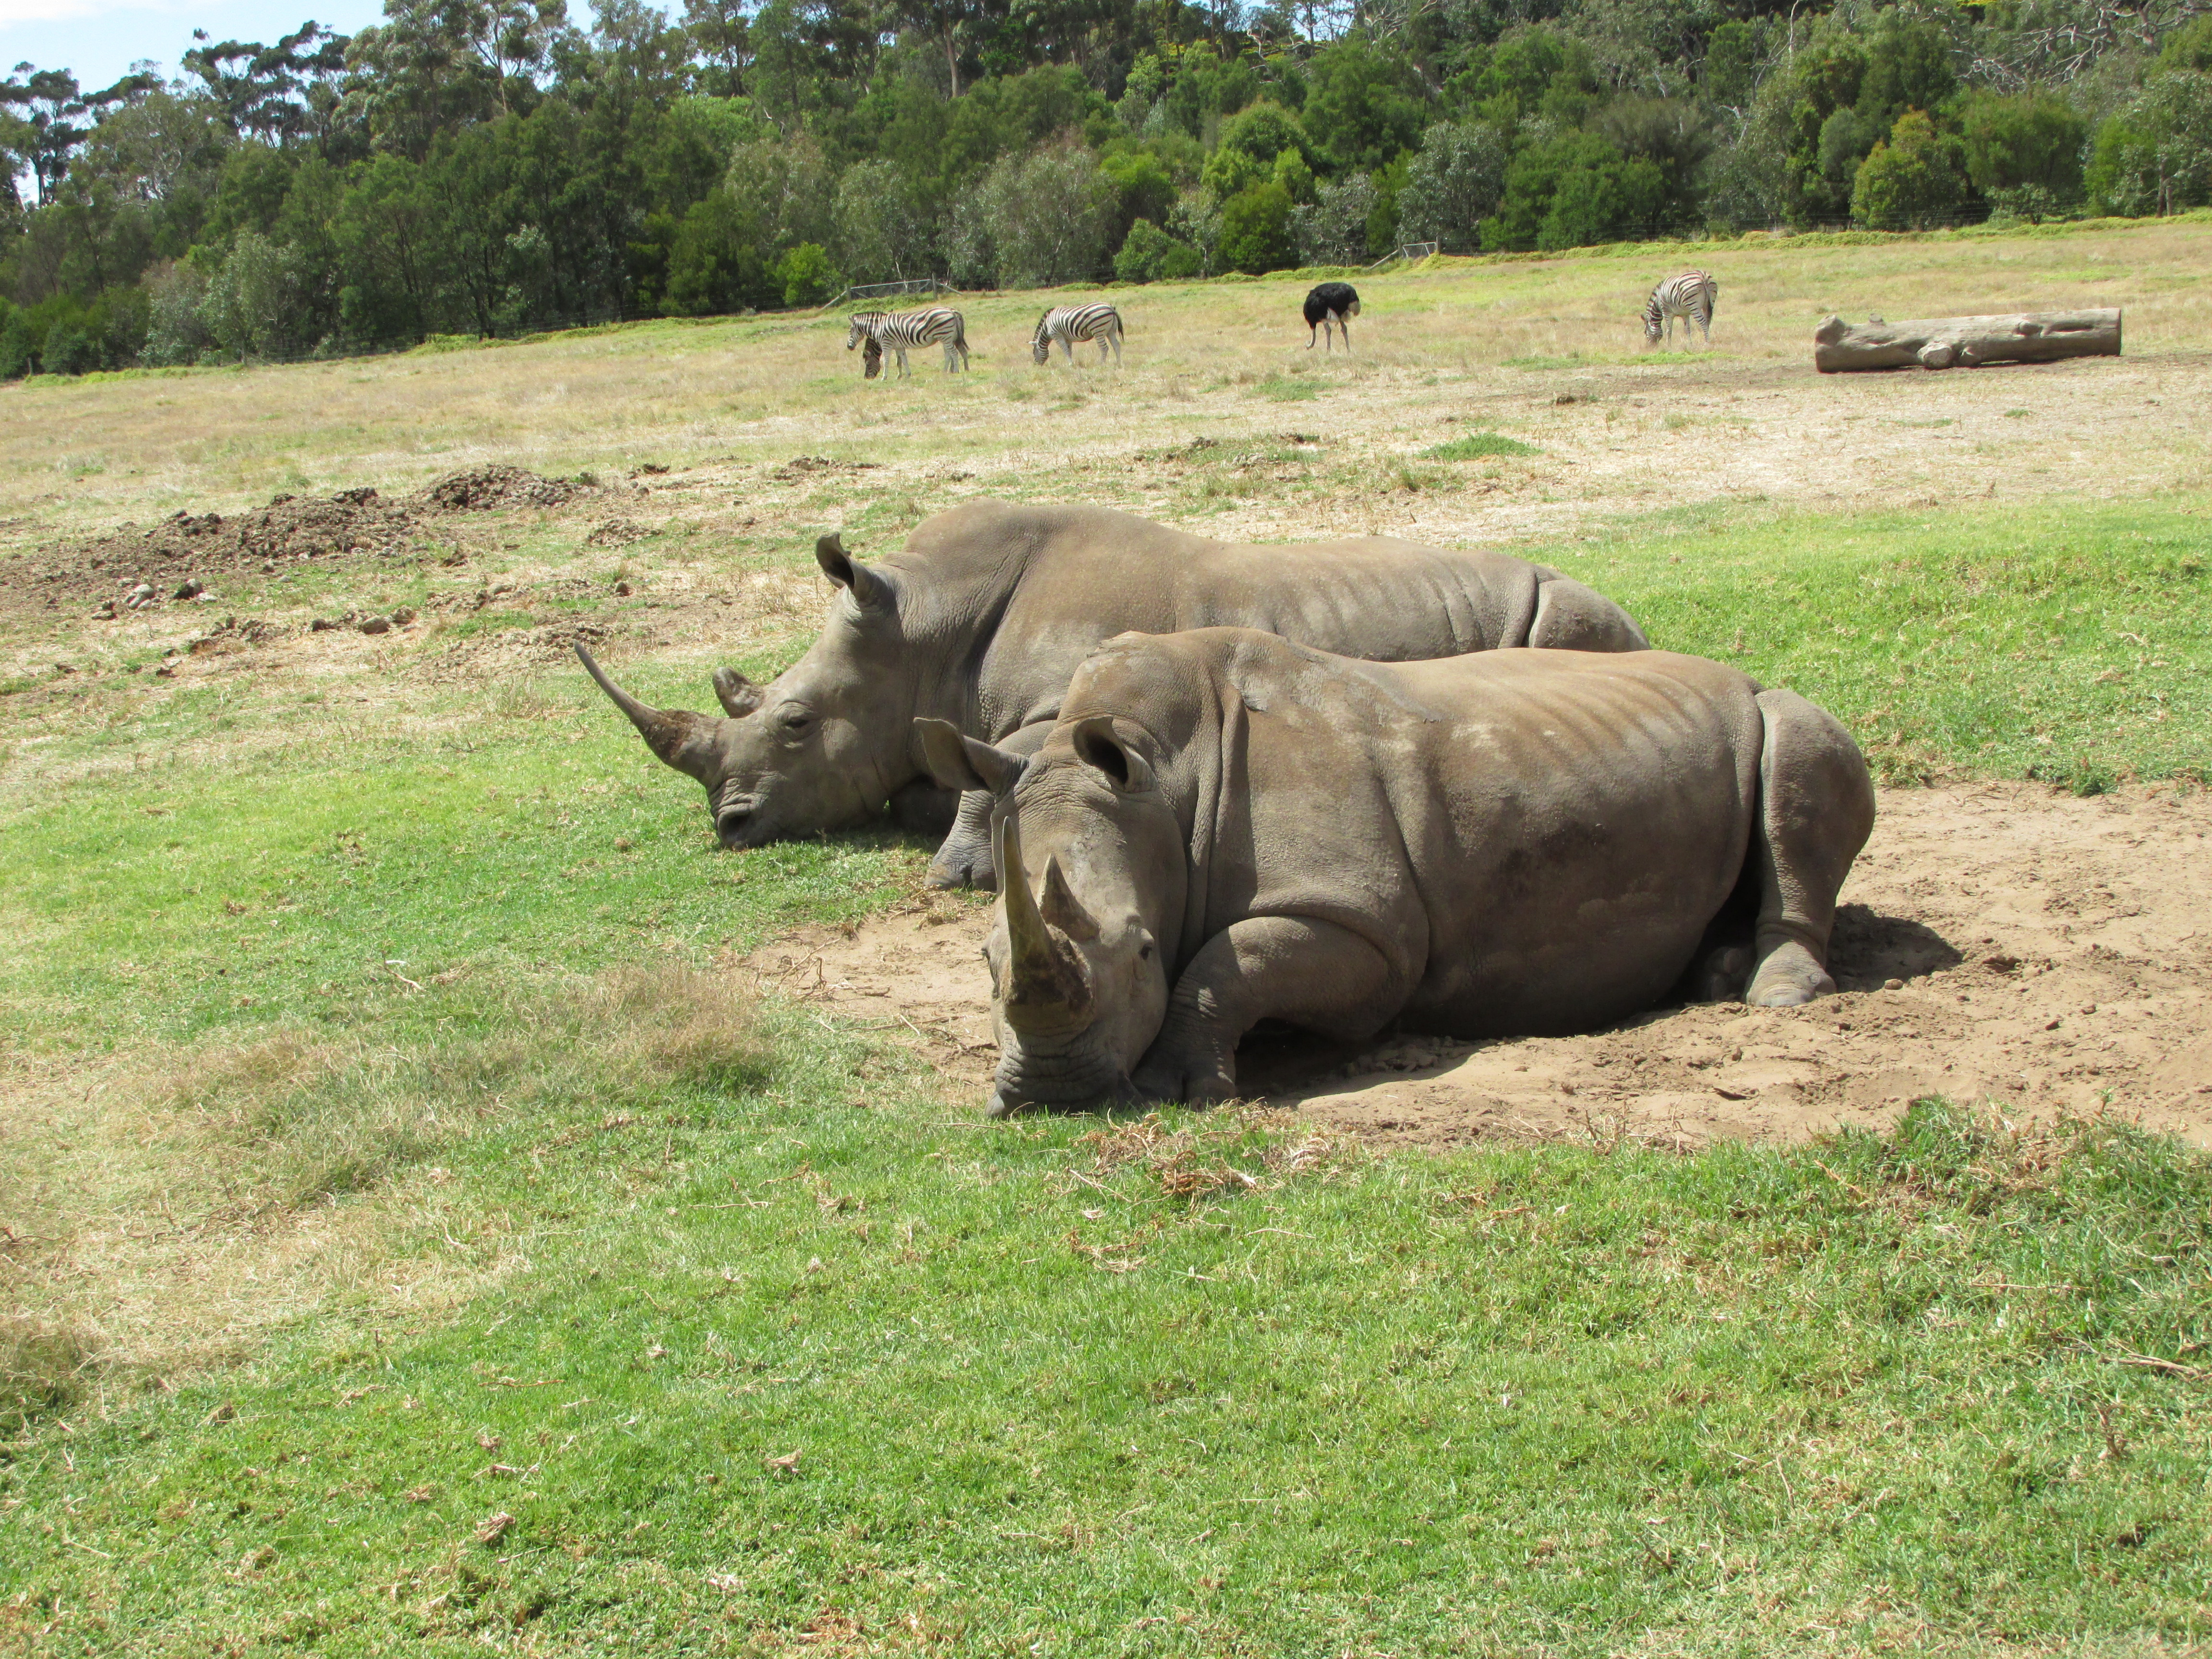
[749,781,2212,1148]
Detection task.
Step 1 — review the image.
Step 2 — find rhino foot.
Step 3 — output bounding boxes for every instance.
[928,793,1000,890]
[1131,1048,1237,1106]
[1745,940,1836,1008]
[1691,944,1753,1003]
[927,839,998,891]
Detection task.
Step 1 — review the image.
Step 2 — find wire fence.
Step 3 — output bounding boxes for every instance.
[821,277,959,308]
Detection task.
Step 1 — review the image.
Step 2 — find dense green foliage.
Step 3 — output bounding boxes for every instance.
[2,0,2211,374]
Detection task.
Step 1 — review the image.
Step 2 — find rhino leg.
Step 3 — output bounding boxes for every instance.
[1743,688,1876,1008]
[1133,916,1400,1104]
[888,779,961,840]
[1529,576,1651,652]
[926,720,1056,891]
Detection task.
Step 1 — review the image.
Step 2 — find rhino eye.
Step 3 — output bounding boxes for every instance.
[776,708,813,733]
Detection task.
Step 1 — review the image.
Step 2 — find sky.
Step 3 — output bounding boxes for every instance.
[0,0,386,93]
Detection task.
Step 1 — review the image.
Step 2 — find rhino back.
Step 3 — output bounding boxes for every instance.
[940,504,1570,736]
[1208,638,1766,1037]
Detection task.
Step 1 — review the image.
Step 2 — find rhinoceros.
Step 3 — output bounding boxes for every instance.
[577,500,1648,890]
[914,627,1875,1115]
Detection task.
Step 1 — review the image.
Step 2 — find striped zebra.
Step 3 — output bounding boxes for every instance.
[847,307,969,377]
[1032,302,1123,366]
[1641,270,1718,348]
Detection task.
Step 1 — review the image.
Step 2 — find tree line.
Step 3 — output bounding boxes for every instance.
[3,0,2209,377]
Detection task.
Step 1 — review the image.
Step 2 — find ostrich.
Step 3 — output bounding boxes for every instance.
[1304,282,1360,352]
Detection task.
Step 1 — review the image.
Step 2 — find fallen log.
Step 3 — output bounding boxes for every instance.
[1813,308,2121,373]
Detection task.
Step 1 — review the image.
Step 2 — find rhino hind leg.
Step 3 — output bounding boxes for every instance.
[1691,944,1754,1002]
[1743,688,1876,1008]
[1528,577,1650,653]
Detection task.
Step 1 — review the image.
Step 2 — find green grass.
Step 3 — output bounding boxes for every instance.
[1574,496,2212,790]
[1424,432,1540,461]
[9,1074,2212,1653]
[6,490,2212,1652]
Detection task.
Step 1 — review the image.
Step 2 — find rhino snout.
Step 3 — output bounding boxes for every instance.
[715,796,762,846]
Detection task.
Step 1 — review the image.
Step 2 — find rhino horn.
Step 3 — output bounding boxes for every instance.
[575,643,724,784]
[1039,855,1099,941]
[996,807,1093,1029]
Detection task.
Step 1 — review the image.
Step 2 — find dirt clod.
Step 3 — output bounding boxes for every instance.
[417,465,591,512]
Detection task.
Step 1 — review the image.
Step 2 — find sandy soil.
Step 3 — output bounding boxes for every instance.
[747,781,2212,1148]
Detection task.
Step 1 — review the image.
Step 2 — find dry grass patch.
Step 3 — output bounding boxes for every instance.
[0,962,770,1425]
[1073,1106,1359,1204]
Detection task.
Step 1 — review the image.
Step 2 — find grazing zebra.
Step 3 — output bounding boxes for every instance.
[847,307,969,376]
[1032,302,1123,366]
[1641,270,1718,348]
[1304,282,1360,352]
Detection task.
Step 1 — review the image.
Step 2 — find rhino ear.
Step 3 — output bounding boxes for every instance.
[1069,716,1155,794]
[712,667,763,718]
[816,533,894,610]
[914,718,1028,797]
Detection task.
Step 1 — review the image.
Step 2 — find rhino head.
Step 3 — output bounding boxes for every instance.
[917,715,1185,1116]
[580,534,915,849]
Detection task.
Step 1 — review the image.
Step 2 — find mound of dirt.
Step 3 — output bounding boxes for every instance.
[747,782,2212,1149]
[19,490,430,617]
[415,465,595,511]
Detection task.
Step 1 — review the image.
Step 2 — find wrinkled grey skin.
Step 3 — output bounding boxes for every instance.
[916,628,1875,1116]
[578,499,1650,886]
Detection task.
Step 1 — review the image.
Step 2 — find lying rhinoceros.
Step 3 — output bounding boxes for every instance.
[578,500,1648,890]
[915,627,1875,1115]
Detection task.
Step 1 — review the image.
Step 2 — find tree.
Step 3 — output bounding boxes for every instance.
[1300,36,1427,171]
[772,240,841,304]
[1593,97,1710,229]
[1396,120,1505,250]
[1217,176,1294,270]
[1291,168,1377,262]
[1762,9,1960,227]
[1482,129,1662,250]
[960,139,1115,286]
[201,227,313,357]
[834,157,937,279]
[0,65,158,205]
[343,0,505,158]
[1959,90,2088,210]
[1851,108,1970,230]
[2087,70,2212,216]
[1111,216,1202,279]
[182,22,351,144]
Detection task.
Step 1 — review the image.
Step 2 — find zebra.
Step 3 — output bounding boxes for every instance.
[1641,270,1718,349]
[847,307,969,376]
[1303,282,1359,352]
[1032,302,1123,366]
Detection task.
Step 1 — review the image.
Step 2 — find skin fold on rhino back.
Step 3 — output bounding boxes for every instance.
[892,502,1649,744]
